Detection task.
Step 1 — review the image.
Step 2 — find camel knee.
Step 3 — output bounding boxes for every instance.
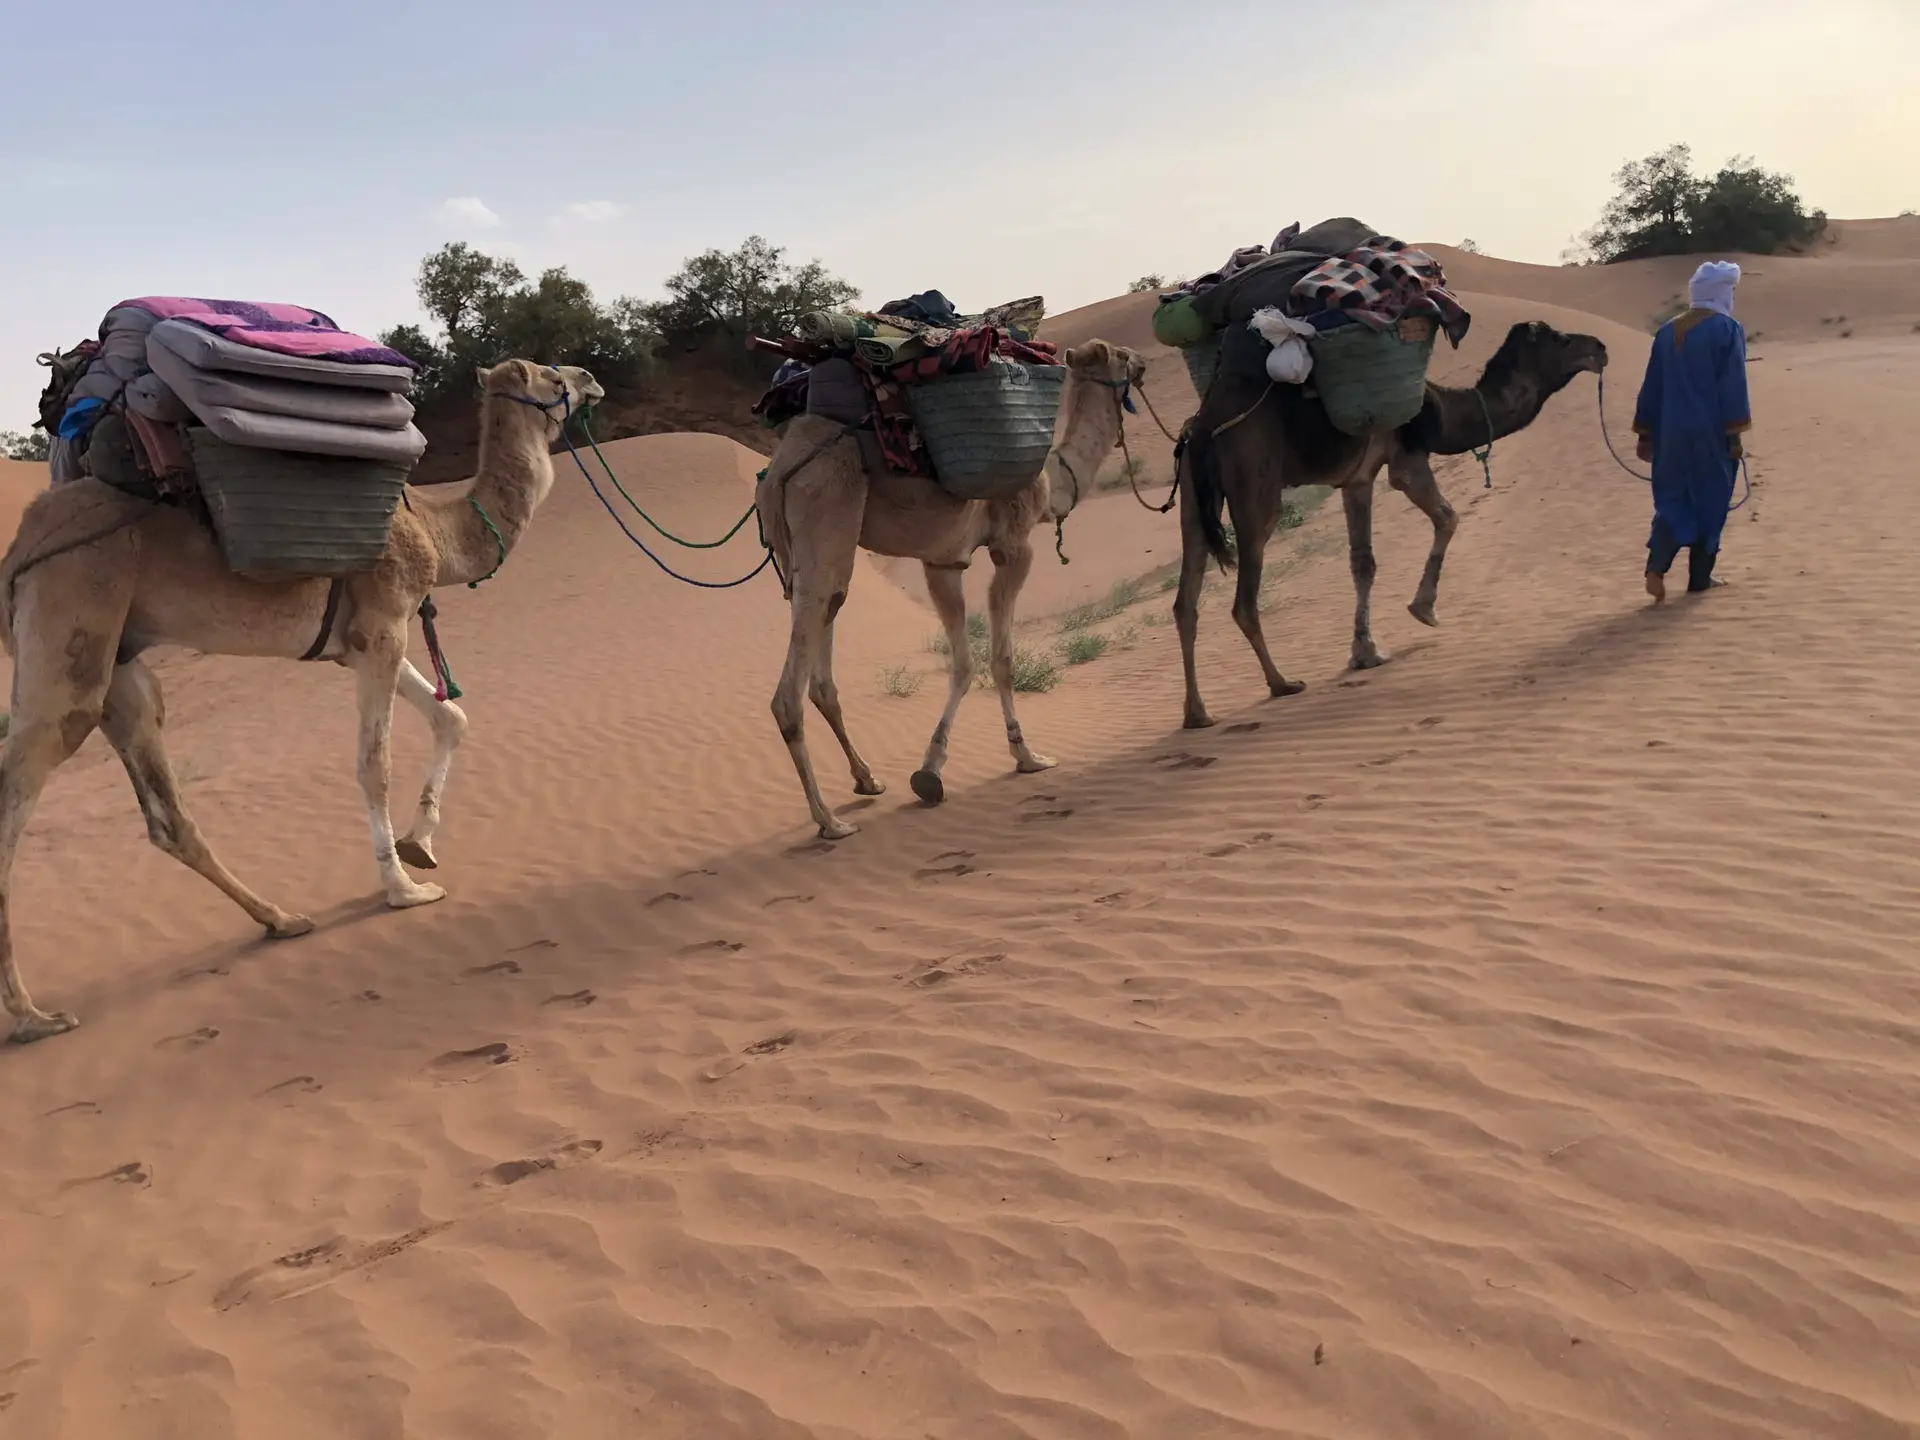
[1349,549,1378,583]
[771,688,805,743]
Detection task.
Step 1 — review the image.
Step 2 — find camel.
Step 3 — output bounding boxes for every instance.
[0,358,603,1043]
[1174,320,1609,728]
[755,340,1145,839]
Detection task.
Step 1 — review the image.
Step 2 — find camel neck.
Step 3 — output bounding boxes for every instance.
[432,398,555,586]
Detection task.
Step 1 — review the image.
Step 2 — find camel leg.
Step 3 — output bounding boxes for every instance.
[349,631,446,907]
[1173,474,1217,729]
[394,659,469,871]
[1344,478,1388,669]
[909,566,974,806]
[809,621,884,798]
[987,544,1054,774]
[1225,486,1307,701]
[99,659,314,937]
[1390,452,1459,627]
[0,552,132,1042]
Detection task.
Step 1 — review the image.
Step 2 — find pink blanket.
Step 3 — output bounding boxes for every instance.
[117,296,417,368]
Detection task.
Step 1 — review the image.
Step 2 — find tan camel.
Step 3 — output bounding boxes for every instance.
[755,340,1144,839]
[0,358,603,1043]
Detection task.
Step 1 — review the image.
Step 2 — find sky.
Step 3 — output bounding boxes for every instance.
[3,0,1916,431]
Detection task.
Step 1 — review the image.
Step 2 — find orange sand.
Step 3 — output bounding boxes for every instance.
[0,231,1915,1439]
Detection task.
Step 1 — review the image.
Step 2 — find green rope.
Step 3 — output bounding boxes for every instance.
[579,409,755,548]
[467,495,507,588]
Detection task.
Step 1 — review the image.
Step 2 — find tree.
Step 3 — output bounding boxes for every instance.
[384,244,659,405]
[1,428,50,461]
[645,235,859,342]
[1128,273,1168,293]
[1457,239,1481,255]
[1579,144,1826,264]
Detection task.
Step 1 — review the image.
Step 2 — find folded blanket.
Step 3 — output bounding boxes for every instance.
[118,296,415,368]
[149,320,416,393]
[146,336,415,430]
[1290,239,1471,347]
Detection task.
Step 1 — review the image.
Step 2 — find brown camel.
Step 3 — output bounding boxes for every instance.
[755,340,1145,839]
[0,358,604,1042]
[1174,320,1609,728]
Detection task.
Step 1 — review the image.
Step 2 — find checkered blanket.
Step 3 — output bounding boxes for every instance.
[1291,239,1471,346]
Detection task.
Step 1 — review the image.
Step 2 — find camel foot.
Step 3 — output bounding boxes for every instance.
[1183,709,1217,730]
[1015,753,1057,775]
[910,769,945,806]
[1348,650,1391,672]
[818,816,860,840]
[386,881,448,910]
[265,913,316,940]
[853,776,887,797]
[1269,678,1308,698]
[1645,572,1666,603]
[9,1009,80,1045]
[396,836,438,870]
[1408,601,1439,627]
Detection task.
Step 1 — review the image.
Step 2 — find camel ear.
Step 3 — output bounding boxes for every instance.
[1128,351,1147,384]
[510,359,535,385]
[475,364,491,391]
[1071,339,1112,373]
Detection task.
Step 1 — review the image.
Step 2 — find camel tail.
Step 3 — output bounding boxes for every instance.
[1185,424,1236,571]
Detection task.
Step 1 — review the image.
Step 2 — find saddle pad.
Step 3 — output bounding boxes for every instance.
[149,319,415,392]
[147,336,414,429]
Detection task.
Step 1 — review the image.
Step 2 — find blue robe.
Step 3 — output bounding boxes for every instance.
[1632,309,1750,551]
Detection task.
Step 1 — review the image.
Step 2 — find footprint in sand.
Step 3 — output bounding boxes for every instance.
[463,959,522,979]
[507,938,559,954]
[155,1027,219,1050]
[1154,752,1217,771]
[676,938,744,956]
[478,1138,603,1188]
[1224,721,1261,735]
[275,1239,342,1271]
[764,894,815,908]
[257,1076,322,1099]
[1207,829,1277,858]
[1302,794,1328,810]
[358,989,383,1003]
[788,839,836,858]
[1360,750,1413,768]
[1019,808,1075,823]
[169,961,230,985]
[1415,716,1444,729]
[700,1029,798,1082]
[1094,891,1128,905]
[542,990,597,1008]
[678,868,719,879]
[429,1042,516,1079]
[61,1161,150,1190]
[902,953,1007,989]
[916,850,977,880]
[45,1100,100,1119]
[1339,677,1370,689]
[647,891,689,907]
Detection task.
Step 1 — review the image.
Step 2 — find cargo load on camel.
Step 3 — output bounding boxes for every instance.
[747,291,1064,502]
[1150,219,1472,435]
[34,297,426,577]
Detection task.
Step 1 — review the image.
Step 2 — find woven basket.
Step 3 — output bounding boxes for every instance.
[903,360,1065,502]
[190,429,410,577]
[1307,316,1437,436]
[1180,335,1222,398]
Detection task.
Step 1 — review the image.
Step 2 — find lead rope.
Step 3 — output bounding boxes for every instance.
[1472,388,1495,489]
[1596,372,1750,510]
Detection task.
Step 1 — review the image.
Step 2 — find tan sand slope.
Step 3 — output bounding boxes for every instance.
[0,240,1916,1437]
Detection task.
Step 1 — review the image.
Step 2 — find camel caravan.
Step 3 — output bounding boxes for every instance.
[0,218,1606,1042]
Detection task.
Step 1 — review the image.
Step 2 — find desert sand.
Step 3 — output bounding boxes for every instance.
[0,223,1916,1439]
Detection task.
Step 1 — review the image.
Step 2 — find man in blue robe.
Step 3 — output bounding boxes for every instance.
[1632,260,1751,601]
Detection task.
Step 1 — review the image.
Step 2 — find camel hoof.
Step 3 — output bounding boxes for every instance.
[1183,711,1218,730]
[387,882,447,910]
[9,1010,79,1045]
[853,776,887,798]
[1408,602,1439,628]
[818,818,860,841]
[1349,651,1391,671]
[396,836,438,871]
[266,913,316,940]
[910,769,945,805]
[1269,679,1307,698]
[1015,753,1057,775]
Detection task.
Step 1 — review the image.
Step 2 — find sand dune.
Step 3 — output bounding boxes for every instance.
[1,232,1916,1439]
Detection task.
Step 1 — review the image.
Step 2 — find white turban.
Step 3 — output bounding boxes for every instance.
[1688,260,1741,318]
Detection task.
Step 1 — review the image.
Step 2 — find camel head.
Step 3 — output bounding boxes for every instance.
[1047,339,1148,520]
[1492,321,1609,392]
[475,359,608,434]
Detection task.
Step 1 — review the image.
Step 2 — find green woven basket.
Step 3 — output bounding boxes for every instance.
[190,429,410,578]
[1180,335,1221,398]
[903,360,1065,502]
[1307,320,1437,436]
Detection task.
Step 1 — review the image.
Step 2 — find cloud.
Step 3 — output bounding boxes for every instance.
[437,196,502,230]
[550,200,628,228]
